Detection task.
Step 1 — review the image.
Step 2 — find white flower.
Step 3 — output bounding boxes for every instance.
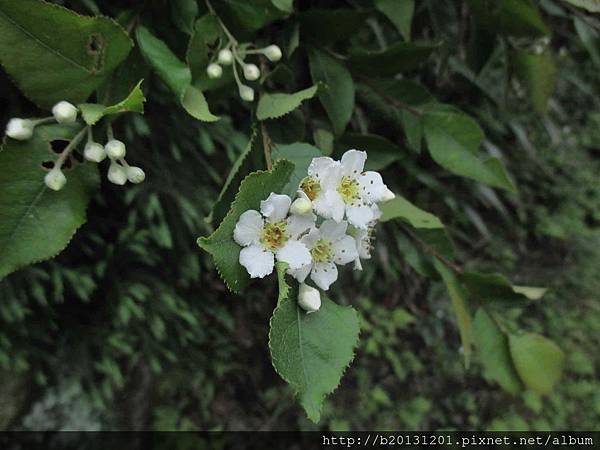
[298,283,321,313]
[351,204,381,270]
[288,220,358,290]
[126,166,145,184]
[239,85,255,102]
[52,101,78,124]
[218,49,234,65]
[206,63,223,79]
[83,142,106,163]
[233,193,314,279]
[264,45,282,62]
[5,118,34,140]
[107,161,127,185]
[105,139,126,160]
[243,64,260,81]
[44,168,66,191]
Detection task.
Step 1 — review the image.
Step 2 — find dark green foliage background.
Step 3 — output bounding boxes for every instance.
[0,0,599,430]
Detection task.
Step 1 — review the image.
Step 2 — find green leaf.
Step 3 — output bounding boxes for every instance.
[348,42,439,77]
[271,142,322,197]
[271,0,294,13]
[269,269,360,422]
[186,14,222,81]
[466,0,550,37]
[197,160,294,293]
[423,110,517,192]
[214,0,289,33]
[257,85,319,121]
[79,80,145,125]
[170,0,198,35]
[434,260,473,367]
[461,272,546,303]
[374,0,415,41]
[512,49,557,113]
[473,309,522,394]
[338,133,403,171]
[0,125,99,279]
[299,9,369,45]
[136,26,218,122]
[574,17,600,71]
[308,49,355,136]
[380,196,444,229]
[509,333,565,395]
[564,0,600,12]
[0,0,132,108]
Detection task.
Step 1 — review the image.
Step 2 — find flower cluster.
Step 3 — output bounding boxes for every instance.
[4,101,145,191]
[233,150,394,313]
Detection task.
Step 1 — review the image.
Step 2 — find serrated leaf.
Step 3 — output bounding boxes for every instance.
[434,260,473,367]
[564,0,600,12]
[0,0,132,108]
[271,142,322,196]
[308,48,354,136]
[509,333,565,395]
[473,309,522,394]
[269,269,360,422]
[375,0,414,41]
[348,41,439,76]
[257,85,319,121]
[0,125,100,279]
[380,196,444,229]
[512,49,557,113]
[79,80,145,125]
[136,25,218,122]
[423,110,516,192]
[197,160,294,293]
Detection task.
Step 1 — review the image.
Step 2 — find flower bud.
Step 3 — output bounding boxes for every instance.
[107,162,127,185]
[290,197,312,215]
[239,85,255,102]
[84,142,106,163]
[298,283,321,313]
[126,166,145,184]
[243,63,260,81]
[105,139,126,160]
[52,101,78,124]
[206,63,223,79]
[5,118,34,140]
[217,49,234,65]
[264,44,282,62]
[44,168,67,191]
[381,187,395,202]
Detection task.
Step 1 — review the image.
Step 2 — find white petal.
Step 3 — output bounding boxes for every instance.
[301,229,321,249]
[308,156,336,179]
[233,210,263,246]
[319,220,348,242]
[276,240,312,270]
[341,149,367,177]
[346,204,374,229]
[287,213,316,239]
[354,228,372,259]
[313,189,345,222]
[310,262,338,291]
[370,203,382,222]
[358,171,388,204]
[288,263,312,283]
[260,193,291,222]
[332,235,359,265]
[239,245,274,278]
[320,162,343,191]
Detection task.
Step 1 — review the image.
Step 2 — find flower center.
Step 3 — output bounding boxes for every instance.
[310,239,332,263]
[260,221,288,251]
[300,176,321,201]
[337,175,360,204]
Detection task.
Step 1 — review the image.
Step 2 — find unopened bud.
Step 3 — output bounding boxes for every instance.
[298,283,321,313]
[44,168,67,191]
[107,162,127,185]
[217,49,233,65]
[6,118,34,140]
[264,45,282,62]
[243,63,260,81]
[126,166,145,184]
[239,85,255,102]
[105,139,126,160]
[84,142,106,163]
[290,197,312,215]
[52,101,78,124]
[381,188,395,202]
[206,63,223,79]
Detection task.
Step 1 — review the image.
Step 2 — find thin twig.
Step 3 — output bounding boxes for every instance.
[260,122,273,170]
[55,127,88,169]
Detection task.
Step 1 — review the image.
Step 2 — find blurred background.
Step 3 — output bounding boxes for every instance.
[0,0,599,431]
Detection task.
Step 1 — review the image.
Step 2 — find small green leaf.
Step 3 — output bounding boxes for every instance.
[197,160,294,293]
[564,0,600,12]
[0,0,132,108]
[269,269,360,422]
[339,133,403,171]
[271,142,322,197]
[348,42,439,77]
[257,85,319,121]
[512,49,557,113]
[423,110,516,192]
[473,309,522,394]
[182,85,219,122]
[213,0,288,33]
[271,0,294,13]
[509,333,565,395]
[170,0,198,35]
[308,49,355,136]
[374,0,415,41]
[434,260,473,368]
[466,0,550,37]
[380,196,444,229]
[461,272,546,303]
[79,80,145,125]
[0,125,99,279]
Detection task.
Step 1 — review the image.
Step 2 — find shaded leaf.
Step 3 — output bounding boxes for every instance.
[375,0,414,41]
[79,80,145,125]
[271,142,322,196]
[461,272,546,303]
[466,0,550,37]
[512,49,557,113]
[299,9,369,44]
[257,85,319,120]
[380,196,444,229]
[186,14,222,81]
[338,133,403,171]
[170,0,198,35]
[348,42,439,76]
[564,0,600,12]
